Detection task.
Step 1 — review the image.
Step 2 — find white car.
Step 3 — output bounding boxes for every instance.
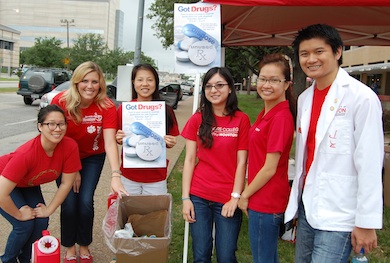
[39,81,70,109]
[180,82,194,96]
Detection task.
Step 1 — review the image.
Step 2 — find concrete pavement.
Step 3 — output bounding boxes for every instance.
[0,96,195,262]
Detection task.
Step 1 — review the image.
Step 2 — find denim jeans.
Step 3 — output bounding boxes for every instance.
[295,201,352,263]
[189,195,242,263]
[56,153,105,247]
[0,186,49,263]
[248,209,283,263]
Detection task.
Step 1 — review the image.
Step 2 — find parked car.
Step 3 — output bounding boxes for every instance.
[39,81,118,109]
[17,68,72,105]
[181,81,194,96]
[161,82,183,101]
[159,84,180,109]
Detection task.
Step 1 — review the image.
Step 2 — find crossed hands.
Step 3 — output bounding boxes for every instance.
[18,203,49,221]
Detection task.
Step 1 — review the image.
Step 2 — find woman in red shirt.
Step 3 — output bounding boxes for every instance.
[116,63,179,194]
[238,54,296,263]
[52,61,126,263]
[0,105,81,263]
[181,67,250,262]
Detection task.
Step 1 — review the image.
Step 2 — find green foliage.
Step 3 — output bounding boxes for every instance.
[18,33,156,75]
[99,48,158,79]
[70,33,106,69]
[226,46,294,83]
[20,37,66,68]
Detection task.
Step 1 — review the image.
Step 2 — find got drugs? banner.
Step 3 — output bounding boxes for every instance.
[121,101,166,168]
[174,3,221,74]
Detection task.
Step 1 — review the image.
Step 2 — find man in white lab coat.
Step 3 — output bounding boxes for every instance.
[285,24,383,263]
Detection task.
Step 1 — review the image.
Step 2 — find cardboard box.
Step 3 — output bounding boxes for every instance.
[113,194,172,263]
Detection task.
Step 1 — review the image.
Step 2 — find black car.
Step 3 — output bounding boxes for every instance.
[159,84,180,109]
[17,68,72,105]
[159,83,183,109]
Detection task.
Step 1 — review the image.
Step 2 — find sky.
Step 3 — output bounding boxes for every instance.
[120,0,175,72]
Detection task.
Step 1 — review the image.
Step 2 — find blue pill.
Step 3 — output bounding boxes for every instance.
[130,122,164,145]
[182,24,219,48]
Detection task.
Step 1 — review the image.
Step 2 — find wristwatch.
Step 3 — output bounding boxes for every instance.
[231,192,241,199]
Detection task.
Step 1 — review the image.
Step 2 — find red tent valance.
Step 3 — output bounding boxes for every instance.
[201,1,390,46]
[203,0,390,6]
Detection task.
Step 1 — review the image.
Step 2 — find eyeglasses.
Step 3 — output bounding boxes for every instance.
[41,122,67,131]
[257,78,286,85]
[205,83,228,90]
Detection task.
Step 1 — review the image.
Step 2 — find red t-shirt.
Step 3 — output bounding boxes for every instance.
[52,92,117,159]
[117,101,180,183]
[0,135,81,187]
[247,101,294,213]
[181,111,250,204]
[305,85,331,175]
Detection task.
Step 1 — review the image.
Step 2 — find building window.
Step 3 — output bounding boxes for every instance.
[0,40,14,51]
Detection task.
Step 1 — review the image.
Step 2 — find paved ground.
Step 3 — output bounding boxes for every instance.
[0,96,194,262]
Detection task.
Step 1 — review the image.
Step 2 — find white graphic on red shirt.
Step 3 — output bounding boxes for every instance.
[211,126,239,137]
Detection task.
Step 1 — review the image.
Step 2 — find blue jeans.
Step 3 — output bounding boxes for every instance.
[248,209,283,263]
[295,201,352,263]
[56,153,105,247]
[0,186,49,263]
[189,195,242,263]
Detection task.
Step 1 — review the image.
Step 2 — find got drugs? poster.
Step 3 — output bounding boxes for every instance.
[121,101,166,168]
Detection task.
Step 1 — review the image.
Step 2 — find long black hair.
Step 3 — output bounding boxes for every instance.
[198,67,239,148]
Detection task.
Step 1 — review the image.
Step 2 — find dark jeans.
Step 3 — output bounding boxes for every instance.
[248,209,283,263]
[56,153,105,247]
[295,201,352,263]
[189,195,242,263]
[0,186,49,263]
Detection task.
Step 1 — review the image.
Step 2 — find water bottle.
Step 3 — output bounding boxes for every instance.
[351,248,368,263]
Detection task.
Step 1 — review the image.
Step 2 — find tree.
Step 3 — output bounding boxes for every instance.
[70,33,106,70]
[99,48,158,79]
[20,37,66,68]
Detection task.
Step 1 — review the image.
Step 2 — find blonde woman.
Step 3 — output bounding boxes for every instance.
[52,61,127,263]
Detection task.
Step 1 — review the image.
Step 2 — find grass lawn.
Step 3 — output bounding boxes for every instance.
[0,88,17,93]
[167,93,390,262]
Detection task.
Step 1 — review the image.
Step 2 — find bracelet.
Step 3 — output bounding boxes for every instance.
[112,175,121,178]
[112,170,122,175]
[181,197,190,201]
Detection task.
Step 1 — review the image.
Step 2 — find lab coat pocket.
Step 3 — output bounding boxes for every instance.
[318,172,357,224]
[320,119,352,155]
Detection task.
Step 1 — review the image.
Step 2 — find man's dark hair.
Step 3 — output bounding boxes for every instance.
[292,24,344,65]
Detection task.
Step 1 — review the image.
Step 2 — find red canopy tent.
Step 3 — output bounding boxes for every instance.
[202,0,390,46]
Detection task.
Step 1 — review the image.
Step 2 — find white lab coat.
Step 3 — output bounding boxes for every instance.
[285,68,383,231]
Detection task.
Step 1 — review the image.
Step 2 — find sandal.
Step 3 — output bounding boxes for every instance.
[79,250,93,263]
[63,254,77,263]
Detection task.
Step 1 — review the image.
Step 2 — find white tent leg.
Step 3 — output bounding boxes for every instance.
[183,221,189,263]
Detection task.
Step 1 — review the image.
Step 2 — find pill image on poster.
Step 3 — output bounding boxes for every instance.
[130,122,164,145]
[135,137,163,161]
[178,37,198,51]
[188,40,217,66]
[182,24,219,48]
[125,134,146,147]
[176,51,190,62]
[124,147,138,158]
